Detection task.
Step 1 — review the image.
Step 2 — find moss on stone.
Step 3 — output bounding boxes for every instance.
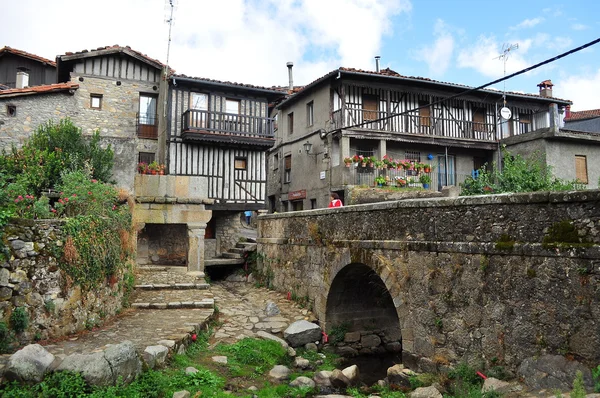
[495,234,515,251]
[542,220,593,249]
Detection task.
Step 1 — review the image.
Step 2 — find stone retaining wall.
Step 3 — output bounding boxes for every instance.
[1,219,125,344]
[257,190,600,372]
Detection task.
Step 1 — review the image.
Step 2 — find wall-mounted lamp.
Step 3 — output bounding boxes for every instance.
[303,140,313,154]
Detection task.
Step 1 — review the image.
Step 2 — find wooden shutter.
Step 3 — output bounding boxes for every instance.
[473,109,486,131]
[419,102,431,126]
[284,155,291,170]
[363,94,378,121]
[575,155,588,184]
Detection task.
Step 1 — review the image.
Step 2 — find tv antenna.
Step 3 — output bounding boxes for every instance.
[165,0,175,73]
[495,43,518,119]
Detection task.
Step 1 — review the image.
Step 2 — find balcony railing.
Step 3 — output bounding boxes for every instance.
[182,109,275,138]
[137,113,158,139]
[333,109,497,141]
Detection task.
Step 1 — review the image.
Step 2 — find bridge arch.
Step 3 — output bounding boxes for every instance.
[324,262,402,346]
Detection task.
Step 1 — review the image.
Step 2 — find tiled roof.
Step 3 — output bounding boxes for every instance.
[173,74,287,95]
[565,109,600,121]
[60,45,165,69]
[0,46,56,67]
[0,82,78,97]
[278,67,571,108]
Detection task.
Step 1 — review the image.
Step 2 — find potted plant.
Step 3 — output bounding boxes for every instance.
[148,161,160,175]
[423,164,432,173]
[375,175,387,187]
[344,157,353,167]
[374,160,384,169]
[137,162,148,174]
[367,156,376,168]
[395,176,407,187]
[420,174,431,189]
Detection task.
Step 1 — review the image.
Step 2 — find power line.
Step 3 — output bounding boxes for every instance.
[341,37,600,131]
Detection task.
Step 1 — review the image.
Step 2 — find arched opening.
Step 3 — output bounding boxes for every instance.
[326,263,400,332]
[325,263,402,385]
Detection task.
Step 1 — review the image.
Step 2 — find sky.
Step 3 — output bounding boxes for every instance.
[1,0,599,111]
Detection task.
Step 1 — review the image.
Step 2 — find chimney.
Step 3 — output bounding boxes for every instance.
[375,56,381,72]
[565,105,571,119]
[16,69,29,89]
[286,62,294,92]
[537,79,553,98]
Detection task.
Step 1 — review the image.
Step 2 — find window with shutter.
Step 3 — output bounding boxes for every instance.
[419,101,431,127]
[284,155,292,183]
[575,155,588,184]
[473,109,486,132]
[363,94,378,121]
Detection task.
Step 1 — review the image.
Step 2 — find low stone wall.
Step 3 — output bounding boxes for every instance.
[1,219,125,344]
[347,186,443,205]
[257,190,600,372]
[332,328,403,357]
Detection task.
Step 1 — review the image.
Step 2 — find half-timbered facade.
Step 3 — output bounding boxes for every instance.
[267,67,573,211]
[167,75,284,210]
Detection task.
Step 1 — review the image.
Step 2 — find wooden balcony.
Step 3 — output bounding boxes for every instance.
[181,109,275,146]
[332,109,497,142]
[137,114,158,139]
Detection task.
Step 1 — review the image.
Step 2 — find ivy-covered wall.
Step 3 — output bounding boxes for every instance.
[0,219,131,347]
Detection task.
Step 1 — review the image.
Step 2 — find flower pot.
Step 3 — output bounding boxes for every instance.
[424,167,431,173]
[361,163,366,167]
[150,170,157,175]
[345,163,351,168]
[423,183,430,189]
[368,162,374,168]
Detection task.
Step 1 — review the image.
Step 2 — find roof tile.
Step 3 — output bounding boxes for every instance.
[565,109,600,121]
[0,82,79,96]
[0,46,56,67]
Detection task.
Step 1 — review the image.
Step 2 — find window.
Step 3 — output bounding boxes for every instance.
[405,151,421,177]
[575,155,588,184]
[225,99,240,114]
[306,101,314,126]
[284,154,292,183]
[292,201,304,211]
[191,93,208,110]
[90,94,103,109]
[310,199,317,209]
[274,113,279,131]
[138,152,155,165]
[139,94,157,125]
[363,94,378,121]
[288,112,294,134]
[234,157,247,170]
[473,109,486,132]
[419,101,430,126]
[518,113,531,134]
[6,105,16,117]
[273,153,279,170]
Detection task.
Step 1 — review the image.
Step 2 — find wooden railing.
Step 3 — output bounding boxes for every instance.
[332,109,497,141]
[182,109,275,138]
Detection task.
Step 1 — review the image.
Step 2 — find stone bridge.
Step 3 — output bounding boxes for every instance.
[257,191,600,373]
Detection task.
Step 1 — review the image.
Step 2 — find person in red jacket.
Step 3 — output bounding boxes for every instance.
[328,192,343,208]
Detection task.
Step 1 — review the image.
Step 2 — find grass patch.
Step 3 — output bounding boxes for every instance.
[216,338,287,378]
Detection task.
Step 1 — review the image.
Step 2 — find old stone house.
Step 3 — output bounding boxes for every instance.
[266,66,600,211]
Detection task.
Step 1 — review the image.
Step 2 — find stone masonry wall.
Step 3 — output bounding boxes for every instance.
[0,91,78,152]
[216,212,244,254]
[257,191,600,373]
[1,219,125,344]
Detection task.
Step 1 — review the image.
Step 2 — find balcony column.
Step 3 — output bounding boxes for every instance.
[378,140,387,159]
[341,136,350,160]
[187,222,207,273]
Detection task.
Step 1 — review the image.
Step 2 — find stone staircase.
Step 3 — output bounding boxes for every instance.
[204,239,257,267]
[131,266,214,310]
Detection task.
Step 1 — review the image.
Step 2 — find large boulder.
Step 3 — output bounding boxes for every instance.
[517,355,593,391]
[387,364,415,387]
[329,369,351,388]
[313,370,333,387]
[341,365,360,386]
[257,330,289,349]
[289,376,316,388]
[269,365,291,382]
[57,341,141,386]
[481,377,521,395]
[283,320,322,347]
[3,344,55,382]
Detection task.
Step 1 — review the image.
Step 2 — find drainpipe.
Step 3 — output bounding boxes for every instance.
[286,62,294,92]
[444,146,449,187]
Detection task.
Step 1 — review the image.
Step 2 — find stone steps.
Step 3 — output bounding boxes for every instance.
[221,252,243,259]
[134,282,210,290]
[131,298,214,310]
[205,258,245,267]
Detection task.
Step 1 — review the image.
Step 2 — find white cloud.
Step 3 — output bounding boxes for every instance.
[0,0,411,87]
[414,19,454,76]
[556,68,600,111]
[457,35,530,79]
[571,23,589,31]
[510,17,544,30]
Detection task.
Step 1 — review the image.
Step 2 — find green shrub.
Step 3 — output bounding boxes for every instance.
[0,320,13,353]
[328,322,350,344]
[10,307,29,333]
[461,149,583,196]
[571,370,586,398]
[38,371,90,397]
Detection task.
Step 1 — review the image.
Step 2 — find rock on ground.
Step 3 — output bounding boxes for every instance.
[211,356,228,364]
[409,386,443,398]
[143,345,169,369]
[517,355,593,391]
[172,391,191,398]
[56,341,141,386]
[482,377,521,395]
[290,376,316,388]
[265,301,281,316]
[313,370,333,387]
[294,356,310,370]
[341,365,360,386]
[269,365,291,382]
[283,320,322,347]
[387,364,414,387]
[330,368,351,388]
[4,344,55,383]
[256,330,289,349]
